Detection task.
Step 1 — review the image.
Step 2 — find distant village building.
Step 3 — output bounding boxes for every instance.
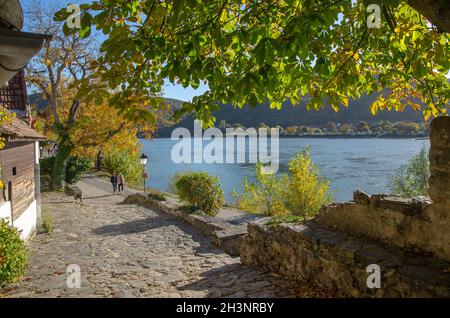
[0,1,50,239]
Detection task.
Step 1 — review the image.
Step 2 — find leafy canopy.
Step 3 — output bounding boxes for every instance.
[55,0,449,126]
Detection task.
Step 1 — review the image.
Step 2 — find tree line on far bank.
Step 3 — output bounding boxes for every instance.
[217,120,429,137]
[154,119,429,138]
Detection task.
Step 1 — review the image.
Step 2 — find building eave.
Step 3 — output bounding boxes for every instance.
[0,28,51,86]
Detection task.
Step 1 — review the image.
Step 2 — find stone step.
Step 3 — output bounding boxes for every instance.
[316,190,449,262]
[241,218,450,297]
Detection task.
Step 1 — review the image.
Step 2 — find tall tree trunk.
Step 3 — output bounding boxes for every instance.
[50,135,72,191]
[50,99,80,190]
[96,148,103,171]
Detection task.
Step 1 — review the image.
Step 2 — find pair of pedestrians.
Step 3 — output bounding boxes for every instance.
[110,172,125,194]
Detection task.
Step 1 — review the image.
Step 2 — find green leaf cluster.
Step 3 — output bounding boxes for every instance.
[390,147,429,197]
[102,148,144,187]
[174,171,224,216]
[0,219,28,286]
[235,146,332,218]
[54,1,449,124]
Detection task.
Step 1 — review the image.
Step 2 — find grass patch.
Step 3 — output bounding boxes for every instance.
[147,189,166,201]
[40,214,53,235]
[266,215,305,226]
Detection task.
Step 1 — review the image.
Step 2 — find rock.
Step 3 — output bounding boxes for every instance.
[115,290,136,298]
[353,190,370,205]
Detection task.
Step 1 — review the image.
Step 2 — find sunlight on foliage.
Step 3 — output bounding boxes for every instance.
[390,147,430,197]
[0,219,28,286]
[233,164,290,216]
[102,148,144,187]
[286,147,334,218]
[235,147,332,218]
[174,171,224,216]
[0,110,13,190]
[55,0,449,125]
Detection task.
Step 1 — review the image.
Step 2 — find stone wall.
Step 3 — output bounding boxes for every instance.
[424,117,450,251]
[241,219,450,297]
[316,192,450,261]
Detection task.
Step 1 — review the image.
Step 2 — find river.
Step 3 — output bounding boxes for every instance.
[140,138,429,203]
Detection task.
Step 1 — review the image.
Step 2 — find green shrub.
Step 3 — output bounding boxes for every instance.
[65,156,91,184]
[41,215,53,235]
[0,219,28,286]
[285,147,333,218]
[390,147,429,197]
[233,164,289,216]
[40,156,91,185]
[234,146,332,219]
[40,157,55,176]
[174,172,224,216]
[168,171,188,194]
[102,148,143,187]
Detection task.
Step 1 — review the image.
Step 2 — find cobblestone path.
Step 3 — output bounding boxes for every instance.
[2,180,300,298]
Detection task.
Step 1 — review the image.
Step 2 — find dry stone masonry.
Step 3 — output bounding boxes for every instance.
[241,116,450,297]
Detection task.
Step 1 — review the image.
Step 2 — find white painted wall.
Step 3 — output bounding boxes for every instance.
[0,201,12,225]
[35,141,40,163]
[13,199,37,240]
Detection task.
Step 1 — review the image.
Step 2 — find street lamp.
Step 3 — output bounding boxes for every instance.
[139,153,148,191]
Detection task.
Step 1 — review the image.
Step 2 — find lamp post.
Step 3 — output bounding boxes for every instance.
[139,153,148,191]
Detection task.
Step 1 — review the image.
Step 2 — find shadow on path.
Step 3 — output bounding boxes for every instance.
[83,194,116,200]
[45,200,76,204]
[92,217,166,235]
[177,264,280,297]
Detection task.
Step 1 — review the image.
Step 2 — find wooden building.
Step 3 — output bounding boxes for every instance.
[0,0,49,240]
[0,110,45,239]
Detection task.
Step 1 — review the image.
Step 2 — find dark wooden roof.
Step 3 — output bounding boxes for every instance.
[0,108,45,140]
[0,70,28,111]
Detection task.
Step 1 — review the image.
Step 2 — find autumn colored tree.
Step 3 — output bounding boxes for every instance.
[325,121,337,134]
[393,121,420,134]
[0,109,11,150]
[54,0,449,127]
[339,123,353,135]
[356,121,371,133]
[69,100,155,159]
[26,1,158,188]
[0,109,13,190]
[285,126,299,135]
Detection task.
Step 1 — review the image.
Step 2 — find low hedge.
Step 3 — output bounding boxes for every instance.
[0,219,28,286]
[174,172,224,216]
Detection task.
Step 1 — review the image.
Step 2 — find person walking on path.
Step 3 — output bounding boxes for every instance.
[118,173,125,193]
[110,173,118,194]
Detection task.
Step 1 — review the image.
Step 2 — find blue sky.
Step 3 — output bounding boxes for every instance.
[21,0,208,102]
